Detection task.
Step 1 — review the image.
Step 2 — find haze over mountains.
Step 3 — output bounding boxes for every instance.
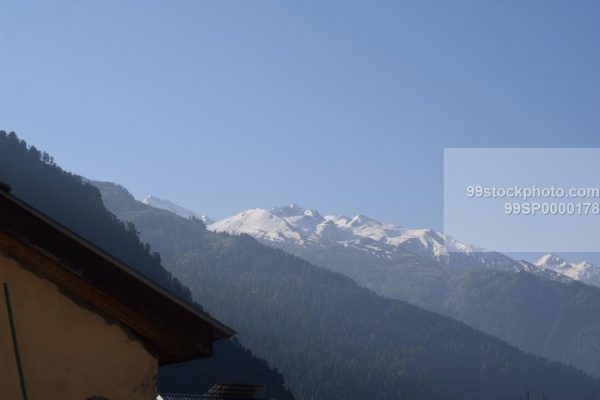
[146,198,599,288]
[145,197,600,379]
[5,131,600,399]
[93,182,600,399]
[143,195,215,225]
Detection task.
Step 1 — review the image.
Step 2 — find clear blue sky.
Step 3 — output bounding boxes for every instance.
[1,0,599,229]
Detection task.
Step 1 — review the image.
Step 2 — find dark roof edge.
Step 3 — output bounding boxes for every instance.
[0,189,235,339]
[0,180,12,193]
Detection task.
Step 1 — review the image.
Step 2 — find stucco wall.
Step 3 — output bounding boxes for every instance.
[0,250,158,400]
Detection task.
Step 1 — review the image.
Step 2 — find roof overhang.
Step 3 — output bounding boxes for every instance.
[0,189,235,365]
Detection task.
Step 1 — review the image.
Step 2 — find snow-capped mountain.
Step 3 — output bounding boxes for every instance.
[210,203,462,254]
[142,195,214,224]
[517,260,574,284]
[209,203,521,272]
[533,254,600,287]
[140,197,599,289]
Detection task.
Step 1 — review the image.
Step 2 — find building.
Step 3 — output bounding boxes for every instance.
[0,184,235,400]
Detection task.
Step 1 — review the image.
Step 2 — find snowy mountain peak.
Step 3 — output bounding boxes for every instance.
[272,204,323,220]
[138,194,600,288]
[272,203,306,217]
[572,261,600,276]
[532,254,600,287]
[142,195,214,224]
[209,208,304,243]
[208,203,599,287]
[349,214,381,227]
[574,261,596,270]
[303,208,322,218]
[210,204,505,269]
[534,254,570,270]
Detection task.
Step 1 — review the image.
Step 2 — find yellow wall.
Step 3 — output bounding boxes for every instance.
[0,250,158,400]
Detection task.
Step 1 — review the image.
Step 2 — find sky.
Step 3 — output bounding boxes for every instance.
[1,0,599,231]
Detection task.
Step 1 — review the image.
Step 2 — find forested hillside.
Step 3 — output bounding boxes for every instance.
[284,243,600,380]
[94,180,600,400]
[435,269,600,379]
[0,131,294,399]
[213,205,600,380]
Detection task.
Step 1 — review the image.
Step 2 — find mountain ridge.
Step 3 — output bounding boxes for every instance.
[533,254,600,287]
[143,195,215,224]
[146,198,597,288]
[91,186,600,399]
[137,196,600,379]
